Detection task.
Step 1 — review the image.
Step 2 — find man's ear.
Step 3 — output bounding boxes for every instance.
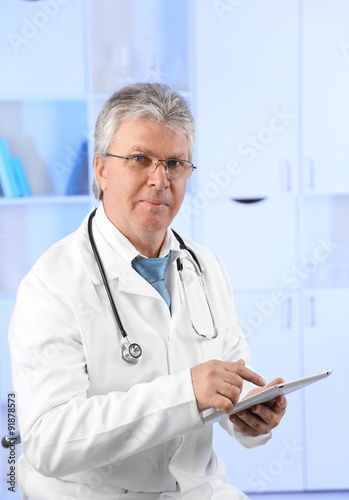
[95,154,107,192]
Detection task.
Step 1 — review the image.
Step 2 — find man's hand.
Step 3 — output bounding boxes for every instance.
[229,378,287,437]
[191,358,266,414]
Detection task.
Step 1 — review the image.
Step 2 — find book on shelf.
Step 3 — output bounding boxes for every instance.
[11,156,32,197]
[0,137,19,197]
[65,139,89,195]
[0,137,31,198]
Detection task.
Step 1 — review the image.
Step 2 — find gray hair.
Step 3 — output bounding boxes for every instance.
[93,83,195,200]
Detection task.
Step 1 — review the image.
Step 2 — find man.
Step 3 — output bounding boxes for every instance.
[9,83,286,499]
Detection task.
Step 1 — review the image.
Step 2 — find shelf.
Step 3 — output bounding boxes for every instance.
[0,195,94,207]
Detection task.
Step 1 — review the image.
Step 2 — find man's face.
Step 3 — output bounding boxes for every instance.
[95,118,189,249]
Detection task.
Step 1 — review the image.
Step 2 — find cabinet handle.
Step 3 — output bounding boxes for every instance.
[309,295,316,327]
[231,198,266,204]
[308,158,315,191]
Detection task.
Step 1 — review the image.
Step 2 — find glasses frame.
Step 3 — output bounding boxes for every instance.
[104,153,196,179]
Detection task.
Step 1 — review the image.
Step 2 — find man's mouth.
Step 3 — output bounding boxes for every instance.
[141,200,168,209]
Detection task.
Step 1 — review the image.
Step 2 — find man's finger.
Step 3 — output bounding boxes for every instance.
[224,361,266,387]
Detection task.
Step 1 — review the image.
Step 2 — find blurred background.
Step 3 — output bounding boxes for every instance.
[0,1,348,498]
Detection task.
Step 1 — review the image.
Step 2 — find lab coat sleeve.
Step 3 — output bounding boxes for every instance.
[212,253,272,449]
[9,272,204,479]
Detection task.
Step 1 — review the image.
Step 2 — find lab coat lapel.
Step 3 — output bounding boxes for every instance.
[116,259,162,301]
[77,212,157,299]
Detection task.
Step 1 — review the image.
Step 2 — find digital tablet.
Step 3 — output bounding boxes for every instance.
[203,370,333,424]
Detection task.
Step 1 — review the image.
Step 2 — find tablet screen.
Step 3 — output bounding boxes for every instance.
[203,370,332,424]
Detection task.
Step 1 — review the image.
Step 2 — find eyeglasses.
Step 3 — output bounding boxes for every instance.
[104,153,196,179]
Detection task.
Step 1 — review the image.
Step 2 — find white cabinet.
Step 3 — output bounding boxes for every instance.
[303,288,349,490]
[195,0,349,197]
[302,0,349,194]
[195,0,298,198]
[214,291,304,492]
[299,196,349,288]
[198,196,297,290]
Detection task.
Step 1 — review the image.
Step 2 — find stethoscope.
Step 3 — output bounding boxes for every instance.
[88,208,218,364]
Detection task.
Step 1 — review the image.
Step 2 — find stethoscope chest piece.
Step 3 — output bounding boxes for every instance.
[121,341,142,364]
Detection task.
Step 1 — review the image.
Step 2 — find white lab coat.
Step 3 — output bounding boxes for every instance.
[9,206,270,500]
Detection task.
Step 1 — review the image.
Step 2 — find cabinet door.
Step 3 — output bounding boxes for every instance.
[214,292,303,492]
[198,196,297,290]
[0,0,85,95]
[299,196,349,289]
[303,0,349,194]
[303,288,349,490]
[195,0,298,197]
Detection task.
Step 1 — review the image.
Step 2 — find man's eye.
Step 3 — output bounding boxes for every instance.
[133,155,147,163]
[130,155,154,167]
[167,159,182,168]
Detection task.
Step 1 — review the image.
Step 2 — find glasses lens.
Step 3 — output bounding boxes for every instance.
[128,155,155,172]
[167,159,194,178]
[127,154,194,178]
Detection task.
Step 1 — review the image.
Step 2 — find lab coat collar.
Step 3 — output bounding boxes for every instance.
[94,204,139,265]
[78,205,183,291]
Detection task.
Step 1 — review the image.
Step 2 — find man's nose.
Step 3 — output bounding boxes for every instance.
[147,161,170,189]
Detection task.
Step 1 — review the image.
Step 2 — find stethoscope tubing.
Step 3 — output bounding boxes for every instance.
[172,229,204,274]
[88,208,127,339]
[88,208,143,363]
[173,230,218,339]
